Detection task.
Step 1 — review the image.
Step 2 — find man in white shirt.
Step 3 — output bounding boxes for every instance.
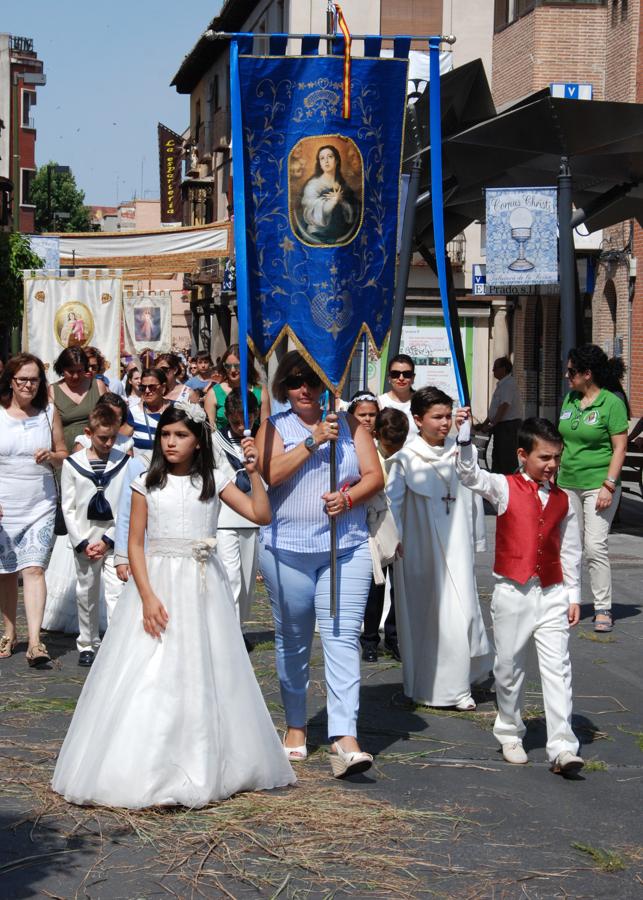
[482,356,523,474]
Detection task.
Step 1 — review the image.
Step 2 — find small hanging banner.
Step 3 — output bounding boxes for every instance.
[485,187,559,287]
[232,42,409,390]
[122,291,173,355]
[158,123,183,224]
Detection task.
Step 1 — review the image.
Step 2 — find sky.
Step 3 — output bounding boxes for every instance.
[3,0,223,206]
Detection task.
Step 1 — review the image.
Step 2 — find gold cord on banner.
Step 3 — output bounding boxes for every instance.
[334,4,352,119]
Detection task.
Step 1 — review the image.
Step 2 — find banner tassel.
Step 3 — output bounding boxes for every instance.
[335,4,352,119]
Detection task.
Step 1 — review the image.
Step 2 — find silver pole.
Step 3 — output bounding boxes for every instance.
[205,30,456,43]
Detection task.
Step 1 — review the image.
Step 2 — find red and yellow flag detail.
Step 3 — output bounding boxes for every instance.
[335,4,352,119]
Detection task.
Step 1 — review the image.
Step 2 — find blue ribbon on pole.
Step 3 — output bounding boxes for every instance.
[230,38,250,429]
[428,37,465,406]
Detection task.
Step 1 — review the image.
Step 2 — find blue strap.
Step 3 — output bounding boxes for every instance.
[331,36,345,56]
[364,37,381,57]
[429,37,465,406]
[237,34,253,55]
[230,39,250,429]
[301,35,320,55]
[269,34,288,55]
[394,37,411,59]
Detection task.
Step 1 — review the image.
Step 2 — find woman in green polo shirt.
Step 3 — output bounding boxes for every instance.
[558,345,629,633]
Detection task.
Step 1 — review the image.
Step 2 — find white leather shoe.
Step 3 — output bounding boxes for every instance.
[282,732,307,761]
[502,741,528,764]
[455,695,476,711]
[550,751,584,776]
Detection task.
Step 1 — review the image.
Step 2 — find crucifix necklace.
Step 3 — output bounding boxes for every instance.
[423,454,457,515]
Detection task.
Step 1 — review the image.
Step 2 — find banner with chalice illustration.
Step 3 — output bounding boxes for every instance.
[233,37,409,389]
[23,269,123,382]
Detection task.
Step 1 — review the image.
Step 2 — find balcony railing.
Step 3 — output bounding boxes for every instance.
[11,35,35,53]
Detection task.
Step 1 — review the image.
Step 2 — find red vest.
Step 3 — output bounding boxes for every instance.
[495,475,569,587]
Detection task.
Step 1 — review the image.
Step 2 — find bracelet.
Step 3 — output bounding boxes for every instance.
[605,475,617,485]
[456,439,472,446]
[340,485,353,509]
[602,481,616,494]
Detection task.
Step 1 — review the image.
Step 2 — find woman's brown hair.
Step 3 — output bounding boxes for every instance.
[0,353,50,410]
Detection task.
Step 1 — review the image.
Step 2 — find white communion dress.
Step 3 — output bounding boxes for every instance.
[52,471,295,809]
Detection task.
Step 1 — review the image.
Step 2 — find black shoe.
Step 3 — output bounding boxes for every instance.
[243,635,254,653]
[362,645,378,663]
[384,640,401,662]
[78,650,95,667]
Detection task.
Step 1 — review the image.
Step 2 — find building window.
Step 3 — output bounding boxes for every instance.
[495,0,606,31]
[22,90,37,128]
[21,169,36,207]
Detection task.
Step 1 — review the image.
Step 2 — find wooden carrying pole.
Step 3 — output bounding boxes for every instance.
[327,1,339,619]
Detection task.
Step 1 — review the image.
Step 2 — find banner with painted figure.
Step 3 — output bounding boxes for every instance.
[123,291,172,355]
[23,269,122,382]
[234,37,409,388]
[485,187,558,287]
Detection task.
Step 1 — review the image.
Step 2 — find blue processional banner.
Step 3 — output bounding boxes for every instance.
[235,45,409,389]
[485,187,559,287]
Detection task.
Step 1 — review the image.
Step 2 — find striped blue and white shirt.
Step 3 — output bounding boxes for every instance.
[261,411,368,554]
[126,405,162,457]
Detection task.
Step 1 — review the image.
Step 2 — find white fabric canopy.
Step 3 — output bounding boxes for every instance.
[58,225,229,260]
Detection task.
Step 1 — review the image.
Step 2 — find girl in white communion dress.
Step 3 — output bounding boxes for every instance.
[52,402,295,809]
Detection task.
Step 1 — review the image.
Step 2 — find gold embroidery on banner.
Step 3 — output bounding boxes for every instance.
[101,293,112,304]
[34,291,45,303]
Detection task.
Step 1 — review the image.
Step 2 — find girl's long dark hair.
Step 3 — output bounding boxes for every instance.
[145,406,215,501]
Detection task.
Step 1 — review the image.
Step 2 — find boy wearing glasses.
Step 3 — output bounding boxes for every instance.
[377,354,418,442]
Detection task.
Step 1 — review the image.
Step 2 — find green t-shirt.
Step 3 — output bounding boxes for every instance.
[557,389,628,490]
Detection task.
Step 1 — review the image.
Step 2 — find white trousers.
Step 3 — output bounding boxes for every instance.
[74,553,123,652]
[216,529,258,625]
[565,487,620,611]
[491,578,579,762]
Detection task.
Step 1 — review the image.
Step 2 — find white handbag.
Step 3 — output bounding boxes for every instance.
[366,490,400,585]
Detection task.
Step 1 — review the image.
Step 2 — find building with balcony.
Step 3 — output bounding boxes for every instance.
[0,33,46,233]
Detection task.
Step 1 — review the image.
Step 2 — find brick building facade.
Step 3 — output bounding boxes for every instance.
[492,0,641,417]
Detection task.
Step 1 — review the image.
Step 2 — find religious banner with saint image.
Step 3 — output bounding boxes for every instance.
[233,37,409,388]
[123,291,172,355]
[23,269,123,382]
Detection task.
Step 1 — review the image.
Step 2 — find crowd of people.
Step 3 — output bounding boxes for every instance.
[0,341,636,810]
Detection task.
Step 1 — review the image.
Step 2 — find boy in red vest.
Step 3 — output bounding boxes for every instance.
[455,415,584,776]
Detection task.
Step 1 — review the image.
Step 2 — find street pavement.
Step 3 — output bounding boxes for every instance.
[0,495,641,898]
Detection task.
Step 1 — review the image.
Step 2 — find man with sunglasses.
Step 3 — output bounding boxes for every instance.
[377,354,418,442]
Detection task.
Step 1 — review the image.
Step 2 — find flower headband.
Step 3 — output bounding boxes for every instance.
[351,392,378,404]
[174,399,209,427]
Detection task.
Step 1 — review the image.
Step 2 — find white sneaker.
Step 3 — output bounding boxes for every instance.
[550,751,584,776]
[502,741,528,765]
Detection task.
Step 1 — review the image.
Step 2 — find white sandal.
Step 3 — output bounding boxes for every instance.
[282,732,308,761]
[329,741,373,778]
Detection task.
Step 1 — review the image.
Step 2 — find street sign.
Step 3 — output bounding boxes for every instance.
[472,263,486,295]
[471,263,559,295]
[550,82,593,100]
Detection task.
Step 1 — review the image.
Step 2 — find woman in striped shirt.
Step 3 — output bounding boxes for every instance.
[120,368,171,459]
[256,351,383,779]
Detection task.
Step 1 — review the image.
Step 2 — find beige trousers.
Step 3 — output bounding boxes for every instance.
[565,487,620,612]
[74,553,122,652]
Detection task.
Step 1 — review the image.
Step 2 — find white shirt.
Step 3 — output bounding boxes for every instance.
[488,374,523,423]
[377,392,418,440]
[456,441,581,604]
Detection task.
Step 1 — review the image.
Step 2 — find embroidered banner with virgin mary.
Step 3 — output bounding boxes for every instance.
[232,36,409,389]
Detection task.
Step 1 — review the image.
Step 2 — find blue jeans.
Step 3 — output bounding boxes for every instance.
[260,540,372,739]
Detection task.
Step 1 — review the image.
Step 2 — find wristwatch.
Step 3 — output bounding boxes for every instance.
[304,434,317,452]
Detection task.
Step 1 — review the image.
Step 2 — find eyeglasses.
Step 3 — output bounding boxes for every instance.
[157,365,171,372]
[566,367,578,378]
[224,363,241,371]
[141,383,161,393]
[13,377,40,386]
[389,370,414,380]
[285,373,322,390]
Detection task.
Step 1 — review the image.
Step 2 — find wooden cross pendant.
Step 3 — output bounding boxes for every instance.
[442,493,457,515]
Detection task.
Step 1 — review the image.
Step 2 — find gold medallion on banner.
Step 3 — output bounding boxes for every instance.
[54,301,95,348]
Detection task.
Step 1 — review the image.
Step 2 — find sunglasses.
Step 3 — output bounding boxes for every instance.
[157,365,171,372]
[87,363,100,371]
[389,369,414,380]
[285,373,322,390]
[224,362,241,371]
[566,367,578,378]
[141,383,161,393]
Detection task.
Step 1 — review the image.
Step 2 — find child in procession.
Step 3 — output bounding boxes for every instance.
[212,389,262,638]
[61,406,131,666]
[386,387,492,708]
[455,412,584,775]
[357,404,408,663]
[52,402,295,809]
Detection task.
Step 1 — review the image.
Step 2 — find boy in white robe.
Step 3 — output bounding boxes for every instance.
[386,387,492,709]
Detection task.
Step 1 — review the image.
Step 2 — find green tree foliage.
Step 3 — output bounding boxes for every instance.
[31,161,92,233]
[0,232,44,355]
